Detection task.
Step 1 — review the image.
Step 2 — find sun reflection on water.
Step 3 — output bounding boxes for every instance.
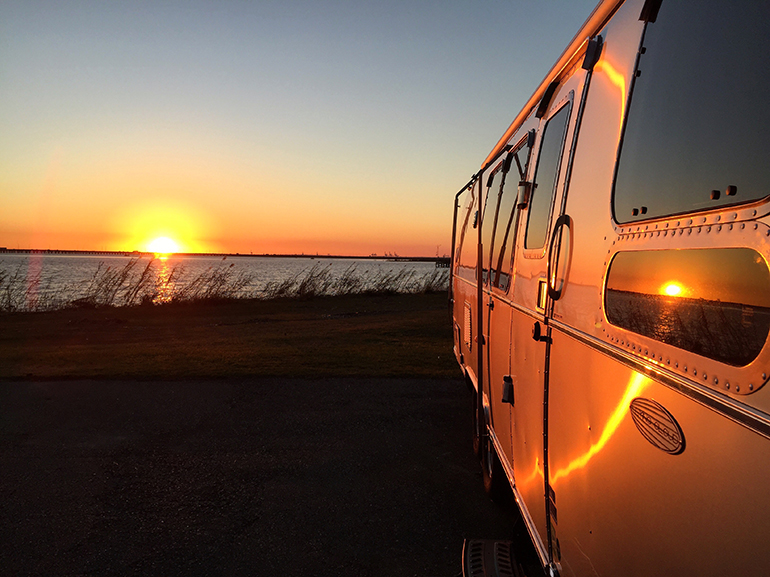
[153,259,175,305]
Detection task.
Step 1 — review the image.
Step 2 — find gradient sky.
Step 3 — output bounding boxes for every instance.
[1,0,597,256]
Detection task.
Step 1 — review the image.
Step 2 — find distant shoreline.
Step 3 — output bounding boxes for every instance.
[0,247,449,264]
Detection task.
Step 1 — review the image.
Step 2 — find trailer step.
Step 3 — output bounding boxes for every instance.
[462,539,527,577]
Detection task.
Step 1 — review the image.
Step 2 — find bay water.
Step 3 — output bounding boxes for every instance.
[0,253,446,311]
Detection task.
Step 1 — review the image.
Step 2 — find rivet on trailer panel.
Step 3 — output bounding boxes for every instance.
[750,383,754,391]
[763,373,767,380]
[688,229,692,235]
[741,224,745,230]
[717,225,722,232]
[754,224,759,230]
[714,377,719,385]
[704,373,708,380]
[693,369,697,376]
[687,219,693,226]
[753,210,757,217]
[732,212,738,220]
[684,365,688,372]
[729,224,733,231]
[735,384,739,392]
[675,362,679,368]
[716,215,721,221]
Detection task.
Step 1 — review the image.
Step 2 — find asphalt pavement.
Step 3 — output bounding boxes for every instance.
[0,377,531,576]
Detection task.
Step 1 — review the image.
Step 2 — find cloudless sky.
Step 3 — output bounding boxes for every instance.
[1,0,598,256]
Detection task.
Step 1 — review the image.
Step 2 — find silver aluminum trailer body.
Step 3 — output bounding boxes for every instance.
[450,0,770,575]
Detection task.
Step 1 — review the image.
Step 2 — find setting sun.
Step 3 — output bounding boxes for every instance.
[662,282,683,297]
[147,236,180,256]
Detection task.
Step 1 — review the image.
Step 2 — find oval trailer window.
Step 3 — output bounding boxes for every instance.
[605,248,770,366]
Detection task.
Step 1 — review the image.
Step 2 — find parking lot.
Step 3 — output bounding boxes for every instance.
[0,377,529,576]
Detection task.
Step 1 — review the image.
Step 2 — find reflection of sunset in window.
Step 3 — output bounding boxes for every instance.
[661,282,684,297]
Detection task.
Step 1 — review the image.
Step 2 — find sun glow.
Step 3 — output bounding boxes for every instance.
[662,282,684,297]
[115,201,214,255]
[147,236,180,257]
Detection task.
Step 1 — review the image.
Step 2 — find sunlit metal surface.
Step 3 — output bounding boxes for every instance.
[550,373,649,485]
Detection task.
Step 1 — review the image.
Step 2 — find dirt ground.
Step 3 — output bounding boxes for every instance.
[0,377,539,577]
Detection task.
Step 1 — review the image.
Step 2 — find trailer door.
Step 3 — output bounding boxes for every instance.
[509,63,589,565]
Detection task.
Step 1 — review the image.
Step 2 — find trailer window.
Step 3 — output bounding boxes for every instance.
[525,104,570,250]
[456,183,478,282]
[605,249,770,367]
[493,140,532,290]
[613,1,770,223]
[481,169,499,285]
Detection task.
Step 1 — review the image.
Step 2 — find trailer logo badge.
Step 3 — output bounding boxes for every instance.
[629,398,685,455]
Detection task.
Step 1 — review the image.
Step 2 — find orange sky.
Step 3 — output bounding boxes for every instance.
[0,1,597,256]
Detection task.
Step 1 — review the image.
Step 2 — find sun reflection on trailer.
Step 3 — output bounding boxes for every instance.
[594,58,627,141]
[550,372,650,485]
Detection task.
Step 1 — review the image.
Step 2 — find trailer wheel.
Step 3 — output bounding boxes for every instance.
[481,414,508,502]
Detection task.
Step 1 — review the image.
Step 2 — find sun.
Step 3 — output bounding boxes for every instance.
[147,236,180,257]
[661,282,683,297]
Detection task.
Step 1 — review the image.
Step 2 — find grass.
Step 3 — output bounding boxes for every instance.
[0,292,457,380]
[0,259,449,312]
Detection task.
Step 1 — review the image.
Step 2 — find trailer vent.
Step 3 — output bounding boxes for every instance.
[464,302,473,351]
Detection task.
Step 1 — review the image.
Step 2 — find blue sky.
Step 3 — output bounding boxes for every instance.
[0,1,598,255]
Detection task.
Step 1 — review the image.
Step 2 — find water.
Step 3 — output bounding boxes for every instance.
[0,253,445,310]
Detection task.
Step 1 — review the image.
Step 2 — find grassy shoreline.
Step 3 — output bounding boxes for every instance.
[0,258,448,312]
[0,292,457,380]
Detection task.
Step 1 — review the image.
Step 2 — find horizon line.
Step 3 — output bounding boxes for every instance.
[0,247,449,261]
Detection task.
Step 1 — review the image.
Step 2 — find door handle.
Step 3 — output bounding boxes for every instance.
[532,321,551,344]
[546,213,573,301]
[502,376,514,405]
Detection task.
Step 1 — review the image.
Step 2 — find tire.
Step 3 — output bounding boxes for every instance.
[480,411,509,503]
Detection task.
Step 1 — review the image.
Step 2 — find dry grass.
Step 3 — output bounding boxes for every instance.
[0,259,449,312]
[0,292,456,380]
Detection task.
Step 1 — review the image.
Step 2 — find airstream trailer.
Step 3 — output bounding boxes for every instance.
[450,1,770,575]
